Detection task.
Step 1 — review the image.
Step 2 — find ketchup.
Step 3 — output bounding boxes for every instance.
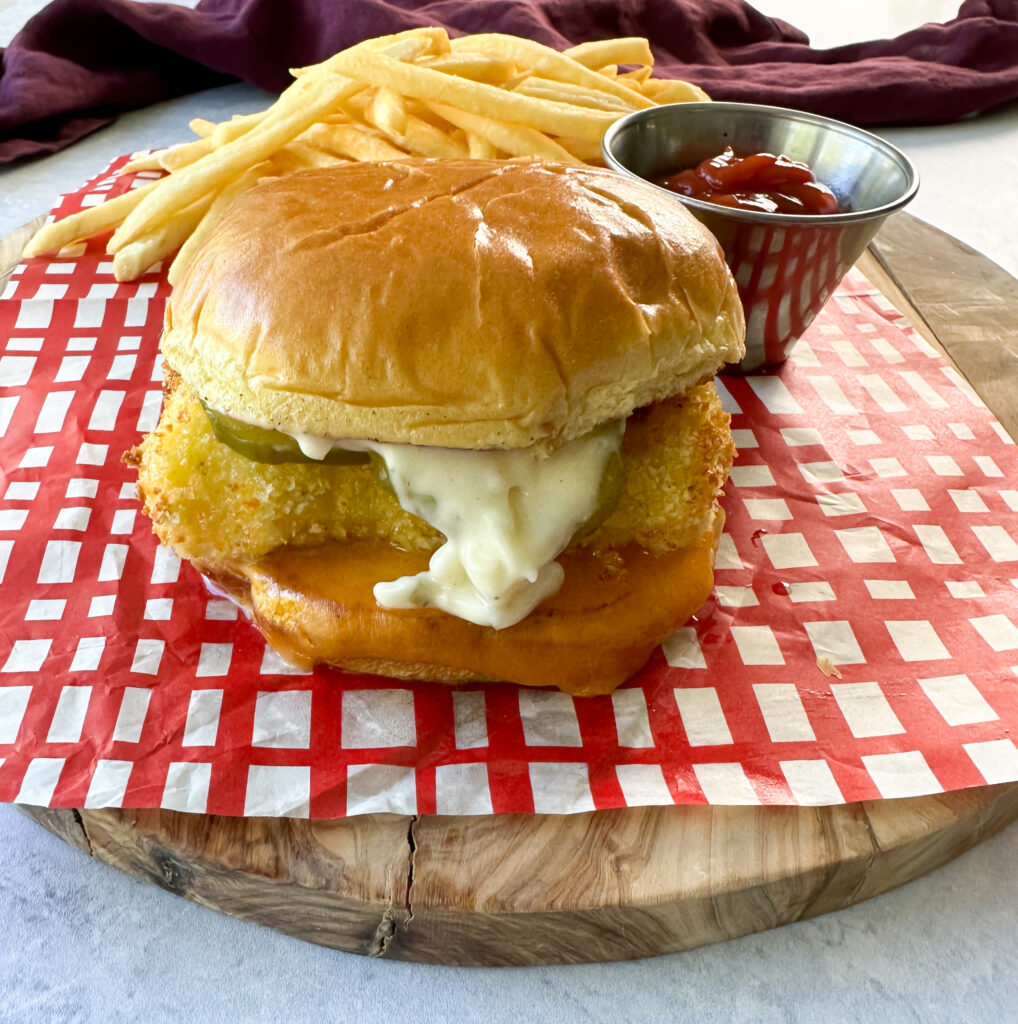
[660,148,841,215]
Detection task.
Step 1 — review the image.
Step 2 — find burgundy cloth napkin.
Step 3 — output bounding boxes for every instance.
[2,0,1018,163]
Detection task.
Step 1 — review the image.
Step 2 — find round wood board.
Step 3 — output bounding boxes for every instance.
[9,213,1018,966]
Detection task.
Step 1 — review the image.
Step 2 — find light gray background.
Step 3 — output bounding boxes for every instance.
[2,2,1018,1021]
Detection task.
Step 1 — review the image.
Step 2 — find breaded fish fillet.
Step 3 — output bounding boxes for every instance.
[128,372,734,568]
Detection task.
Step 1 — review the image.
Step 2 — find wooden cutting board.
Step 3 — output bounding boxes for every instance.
[9,212,1018,966]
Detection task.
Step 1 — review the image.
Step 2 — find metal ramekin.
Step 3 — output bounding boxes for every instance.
[602,102,919,372]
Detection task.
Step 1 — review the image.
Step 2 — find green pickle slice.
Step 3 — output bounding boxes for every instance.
[571,447,623,542]
[199,399,370,466]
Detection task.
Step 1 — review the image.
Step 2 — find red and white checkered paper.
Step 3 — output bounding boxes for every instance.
[2,158,1018,819]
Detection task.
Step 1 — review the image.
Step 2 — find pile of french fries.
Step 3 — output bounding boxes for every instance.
[24,28,708,284]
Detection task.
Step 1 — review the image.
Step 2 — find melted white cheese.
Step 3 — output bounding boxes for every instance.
[209,403,623,629]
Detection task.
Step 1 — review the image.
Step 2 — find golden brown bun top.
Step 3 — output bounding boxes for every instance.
[164,158,745,449]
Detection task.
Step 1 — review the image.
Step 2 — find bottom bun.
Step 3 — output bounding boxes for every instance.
[202,512,723,697]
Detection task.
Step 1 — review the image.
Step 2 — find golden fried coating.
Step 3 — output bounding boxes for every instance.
[589,382,734,554]
[129,374,733,567]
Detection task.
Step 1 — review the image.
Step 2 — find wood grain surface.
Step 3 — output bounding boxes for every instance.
[10,212,1018,965]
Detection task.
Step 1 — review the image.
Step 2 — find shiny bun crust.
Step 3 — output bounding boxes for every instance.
[163,158,745,450]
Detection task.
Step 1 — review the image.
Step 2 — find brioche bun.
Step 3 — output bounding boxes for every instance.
[163,158,744,450]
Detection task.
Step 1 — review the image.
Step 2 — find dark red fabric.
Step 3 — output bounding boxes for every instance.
[2,0,1018,163]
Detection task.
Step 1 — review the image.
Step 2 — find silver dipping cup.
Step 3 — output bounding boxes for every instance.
[602,102,919,372]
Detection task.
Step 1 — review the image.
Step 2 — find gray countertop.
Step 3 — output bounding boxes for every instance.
[3,3,1018,1022]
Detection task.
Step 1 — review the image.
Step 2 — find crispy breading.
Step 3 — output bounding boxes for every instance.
[130,376,733,566]
[588,381,734,554]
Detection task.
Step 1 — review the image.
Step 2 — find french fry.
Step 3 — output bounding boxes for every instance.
[329,49,619,143]
[641,78,711,103]
[618,66,653,84]
[295,143,351,168]
[159,136,214,172]
[501,71,533,92]
[266,147,320,176]
[333,92,371,124]
[425,101,582,164]
[419,114,473,156]
[290,29,448,78]
[359,26,451,56]
[274,141,349,171]
[167,163,270,286]
[417,53,518,84]
[402,98,453,129]
[511,76,639,113]
[369,87,408,137]
[356,97,469,158]
[562,37,654,70]
[296,27,448,76]
[616,78,645,94]
[466,131,497,159]
[121,132,215,175]
[395,113,470,158]
[120,135,211,174]
[302,121,409,162]
[448,33,655,109]
[189,118,217,138]
[112,193,213,282]
[554,135,606,162]
[23,178,162,257]
[302,147,353,168]
[118,151,166,174]
[210,111,266,148]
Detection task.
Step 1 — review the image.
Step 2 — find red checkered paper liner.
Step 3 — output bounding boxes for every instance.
[2,159,1018,819]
